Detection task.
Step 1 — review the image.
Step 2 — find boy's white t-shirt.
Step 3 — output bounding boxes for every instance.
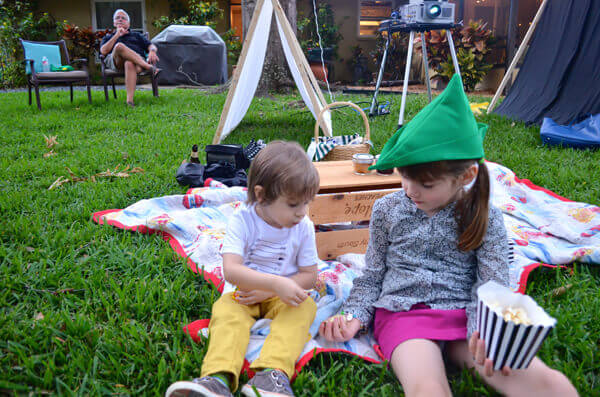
[220,204,319,293]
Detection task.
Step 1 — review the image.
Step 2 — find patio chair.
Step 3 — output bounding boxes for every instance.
[20,39,92,110]
[99,32,159,101]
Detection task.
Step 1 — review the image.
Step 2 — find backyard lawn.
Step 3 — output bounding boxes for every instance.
[0,88,599,396]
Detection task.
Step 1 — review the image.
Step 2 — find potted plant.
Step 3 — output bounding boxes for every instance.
[297,2,342,81]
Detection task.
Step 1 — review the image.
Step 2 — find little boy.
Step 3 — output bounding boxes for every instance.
[166,141,320,397]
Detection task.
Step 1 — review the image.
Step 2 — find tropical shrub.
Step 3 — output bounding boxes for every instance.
[152,0,223,31]
[220,29,243,67]
[369,31,409,83]
[346,46,371,85]
[0,0,63,87]
[61,24,110,60]
[60,24,110,81]
[418,20,495,91]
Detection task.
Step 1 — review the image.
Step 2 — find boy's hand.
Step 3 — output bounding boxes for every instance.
[234,289,274,305]
[273,277,308,306]
[468,331,512,377]
[319,315,361,342]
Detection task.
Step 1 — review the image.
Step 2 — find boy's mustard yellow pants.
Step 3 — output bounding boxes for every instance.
[200,292,316,391]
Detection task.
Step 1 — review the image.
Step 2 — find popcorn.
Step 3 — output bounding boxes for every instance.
[501,306,532,325]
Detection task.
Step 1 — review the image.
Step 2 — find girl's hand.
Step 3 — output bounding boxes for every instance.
[468,331,512,377]
[319,315,361,343]
[234,289,274,305]
[273,277,308,307]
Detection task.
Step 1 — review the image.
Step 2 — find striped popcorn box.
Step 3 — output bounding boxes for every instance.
[476,281,557,370]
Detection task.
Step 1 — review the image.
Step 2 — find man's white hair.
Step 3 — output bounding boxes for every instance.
[113,9,130,22]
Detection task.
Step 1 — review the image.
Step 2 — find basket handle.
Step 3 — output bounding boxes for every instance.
[314,101,371,143]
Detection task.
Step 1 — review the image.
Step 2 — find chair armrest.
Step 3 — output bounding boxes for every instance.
[70,58,89,73]
[22,59,36,77]
[71,58,88,65]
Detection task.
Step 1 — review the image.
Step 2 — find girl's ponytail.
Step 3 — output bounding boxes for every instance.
[456,161,490,251]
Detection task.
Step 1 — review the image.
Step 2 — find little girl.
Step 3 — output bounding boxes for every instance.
[320,75,577,396]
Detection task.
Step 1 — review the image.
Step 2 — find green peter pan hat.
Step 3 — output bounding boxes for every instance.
[372,74,487,170]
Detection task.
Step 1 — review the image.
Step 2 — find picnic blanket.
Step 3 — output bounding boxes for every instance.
[93,161,600,371]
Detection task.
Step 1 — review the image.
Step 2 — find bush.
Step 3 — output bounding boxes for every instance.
[0,1,63,88]
[220,29,243,67]
[152,0,223,31]
[418,20,495,91]
[60,24,110,83]
[346,46,371,85]
[368,32,409,83]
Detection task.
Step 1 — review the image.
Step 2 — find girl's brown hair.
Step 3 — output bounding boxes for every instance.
[398,159,490,251]
[247,140,320,204]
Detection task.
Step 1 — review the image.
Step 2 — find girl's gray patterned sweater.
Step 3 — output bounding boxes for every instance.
[341,190,509,337]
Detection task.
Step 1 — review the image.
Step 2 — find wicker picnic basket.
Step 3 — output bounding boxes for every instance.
[314,101,371,161]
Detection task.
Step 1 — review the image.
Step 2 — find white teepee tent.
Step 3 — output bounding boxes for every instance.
[212,0,332,144]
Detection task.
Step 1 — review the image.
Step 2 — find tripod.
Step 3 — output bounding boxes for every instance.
[369,21,462,128]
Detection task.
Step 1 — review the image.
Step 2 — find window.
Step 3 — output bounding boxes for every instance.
[91,0,146,32]
[359,0,392,37]
[230,1,243,41]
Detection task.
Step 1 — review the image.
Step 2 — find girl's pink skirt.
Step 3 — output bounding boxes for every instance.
[373,304,468,361]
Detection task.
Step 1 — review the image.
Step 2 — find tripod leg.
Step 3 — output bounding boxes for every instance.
[369,34,391,116]
[446,30,461,79]
[421,32,432,103]
[398,30,415,128]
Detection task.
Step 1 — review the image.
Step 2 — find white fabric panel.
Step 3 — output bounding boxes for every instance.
[218,0,273,142]
[276,16,332,136]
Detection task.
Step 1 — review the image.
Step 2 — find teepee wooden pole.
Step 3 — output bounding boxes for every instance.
[487,0,549,114]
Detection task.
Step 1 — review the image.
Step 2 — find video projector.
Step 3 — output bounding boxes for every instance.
[398,0,455,26]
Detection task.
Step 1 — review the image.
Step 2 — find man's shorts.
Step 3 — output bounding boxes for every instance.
[103,53,120,71]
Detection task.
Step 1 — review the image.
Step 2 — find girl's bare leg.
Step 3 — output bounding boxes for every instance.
[446,340,578,397]
[390,339,452,397]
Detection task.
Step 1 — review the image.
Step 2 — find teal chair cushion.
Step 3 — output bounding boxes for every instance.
[22,42,62,74]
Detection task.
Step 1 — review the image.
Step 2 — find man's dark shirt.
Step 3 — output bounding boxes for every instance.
[101,30,151,58]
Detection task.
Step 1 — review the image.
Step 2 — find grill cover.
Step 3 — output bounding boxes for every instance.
[152,25,228,85]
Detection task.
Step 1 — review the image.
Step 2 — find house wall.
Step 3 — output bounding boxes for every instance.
[298,0,385,83]
[38,0,91,29]
[37,0,229,38]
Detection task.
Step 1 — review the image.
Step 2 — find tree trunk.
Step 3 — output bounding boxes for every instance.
[242,0,297,96]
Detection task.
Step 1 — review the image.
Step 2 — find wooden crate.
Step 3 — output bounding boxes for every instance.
[309,188,400,260]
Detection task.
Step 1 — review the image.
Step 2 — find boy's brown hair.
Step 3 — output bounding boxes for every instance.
[247,140,320,204]
[398,159,490,252]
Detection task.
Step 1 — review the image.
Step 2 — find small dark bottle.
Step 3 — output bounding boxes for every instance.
[190,144,200,163]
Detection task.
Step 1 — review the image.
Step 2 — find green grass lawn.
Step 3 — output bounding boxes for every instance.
[0,88,599,396]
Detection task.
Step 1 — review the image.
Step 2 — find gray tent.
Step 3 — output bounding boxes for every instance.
[152,25,227,86]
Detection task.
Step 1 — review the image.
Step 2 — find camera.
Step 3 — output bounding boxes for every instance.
[398,0,455,26]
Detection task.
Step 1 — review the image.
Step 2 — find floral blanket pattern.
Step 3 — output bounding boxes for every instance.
[93,162,599,371]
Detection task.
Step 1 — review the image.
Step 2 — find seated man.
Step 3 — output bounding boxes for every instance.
[99,9,160,107]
